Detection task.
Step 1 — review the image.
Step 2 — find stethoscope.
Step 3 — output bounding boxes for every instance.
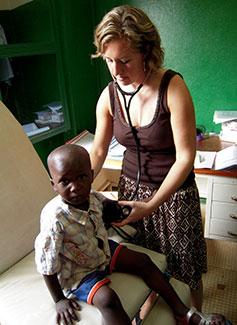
[113,68,152,201]
[100,69,152,241]
[105,70,152,241]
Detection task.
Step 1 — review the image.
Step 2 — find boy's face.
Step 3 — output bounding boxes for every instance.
[50,149,93,210]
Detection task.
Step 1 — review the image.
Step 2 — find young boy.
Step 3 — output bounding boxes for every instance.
[35,144,228,325]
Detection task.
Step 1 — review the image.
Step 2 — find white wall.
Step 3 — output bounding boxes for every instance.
[0,0,32,10]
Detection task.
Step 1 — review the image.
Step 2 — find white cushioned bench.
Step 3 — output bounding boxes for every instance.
[0,102,190,325]
[0,243,168,324]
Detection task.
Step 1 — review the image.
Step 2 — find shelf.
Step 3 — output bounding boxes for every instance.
[0,1,70,146]
[29,124,69,144]
[0,42,56,58]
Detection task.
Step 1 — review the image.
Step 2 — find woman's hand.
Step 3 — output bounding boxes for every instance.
[111,200,155,227]
[56,298,81,325]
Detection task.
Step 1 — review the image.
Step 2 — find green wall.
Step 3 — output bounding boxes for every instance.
[52,0,98,136]
[93,0,237,133]
[1,0,236,167]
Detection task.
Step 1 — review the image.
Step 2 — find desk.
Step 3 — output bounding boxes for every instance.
[195,136,237,242]
[93,135,237,242]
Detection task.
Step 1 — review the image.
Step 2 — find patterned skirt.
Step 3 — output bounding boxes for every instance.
[118,174,207,290]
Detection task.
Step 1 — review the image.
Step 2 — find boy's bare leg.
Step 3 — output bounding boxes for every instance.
[115,247,188,318]
[191,279,203,311]
[115,247,227,325]
[92,284,131,325]
[135,274,203,320]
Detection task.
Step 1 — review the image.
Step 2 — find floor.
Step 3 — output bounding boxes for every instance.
[136,205,237,325]
[202,238,237,324]
[107,194,237,324]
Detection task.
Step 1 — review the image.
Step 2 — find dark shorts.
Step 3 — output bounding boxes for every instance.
[72,240,125,304]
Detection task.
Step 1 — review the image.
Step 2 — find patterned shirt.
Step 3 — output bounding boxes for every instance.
[35,191,110,295]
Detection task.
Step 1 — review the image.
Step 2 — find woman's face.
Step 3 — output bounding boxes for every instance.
[103,37,146,88]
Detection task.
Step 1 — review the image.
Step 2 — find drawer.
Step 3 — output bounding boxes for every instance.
[210,219,237,241]
[212,201,237,221]
[213,183,237,203]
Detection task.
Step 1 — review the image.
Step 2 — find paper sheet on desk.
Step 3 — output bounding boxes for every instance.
[194,151,216,169]
[215,145,237,170]
[195,146,237,170]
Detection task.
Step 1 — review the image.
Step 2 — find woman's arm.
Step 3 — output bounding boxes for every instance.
[114,74,197,224]
[90,86,114,179]
[148,74,196,206]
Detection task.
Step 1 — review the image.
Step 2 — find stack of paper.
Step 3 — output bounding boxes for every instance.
[107,136,126,160]
[66,130,95,152]
[214,145,237,170]
[22,122,50,137]
[213,111,237,142]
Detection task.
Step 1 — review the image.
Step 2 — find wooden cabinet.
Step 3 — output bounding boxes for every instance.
[0,0,70,144]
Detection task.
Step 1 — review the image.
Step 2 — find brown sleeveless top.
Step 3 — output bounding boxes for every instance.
[109,69,194,189]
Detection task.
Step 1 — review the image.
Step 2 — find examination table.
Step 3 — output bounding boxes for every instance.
[0,101,190,324]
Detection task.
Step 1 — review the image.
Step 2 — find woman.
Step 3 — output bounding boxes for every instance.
[90,4,206,317]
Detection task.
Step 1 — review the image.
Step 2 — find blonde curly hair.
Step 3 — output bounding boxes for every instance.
[92,5,164,71]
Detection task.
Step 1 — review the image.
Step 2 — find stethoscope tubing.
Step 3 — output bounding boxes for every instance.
[115,81,143,201]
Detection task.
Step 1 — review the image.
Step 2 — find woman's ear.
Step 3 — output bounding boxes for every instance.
[146,44,150,55]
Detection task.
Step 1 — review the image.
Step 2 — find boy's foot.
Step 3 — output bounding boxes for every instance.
[175,307,232,325]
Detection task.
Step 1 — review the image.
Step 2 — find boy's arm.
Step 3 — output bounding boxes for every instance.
[43,274,80,325]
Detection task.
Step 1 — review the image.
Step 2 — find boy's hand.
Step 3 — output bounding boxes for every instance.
[56,298,81,325]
